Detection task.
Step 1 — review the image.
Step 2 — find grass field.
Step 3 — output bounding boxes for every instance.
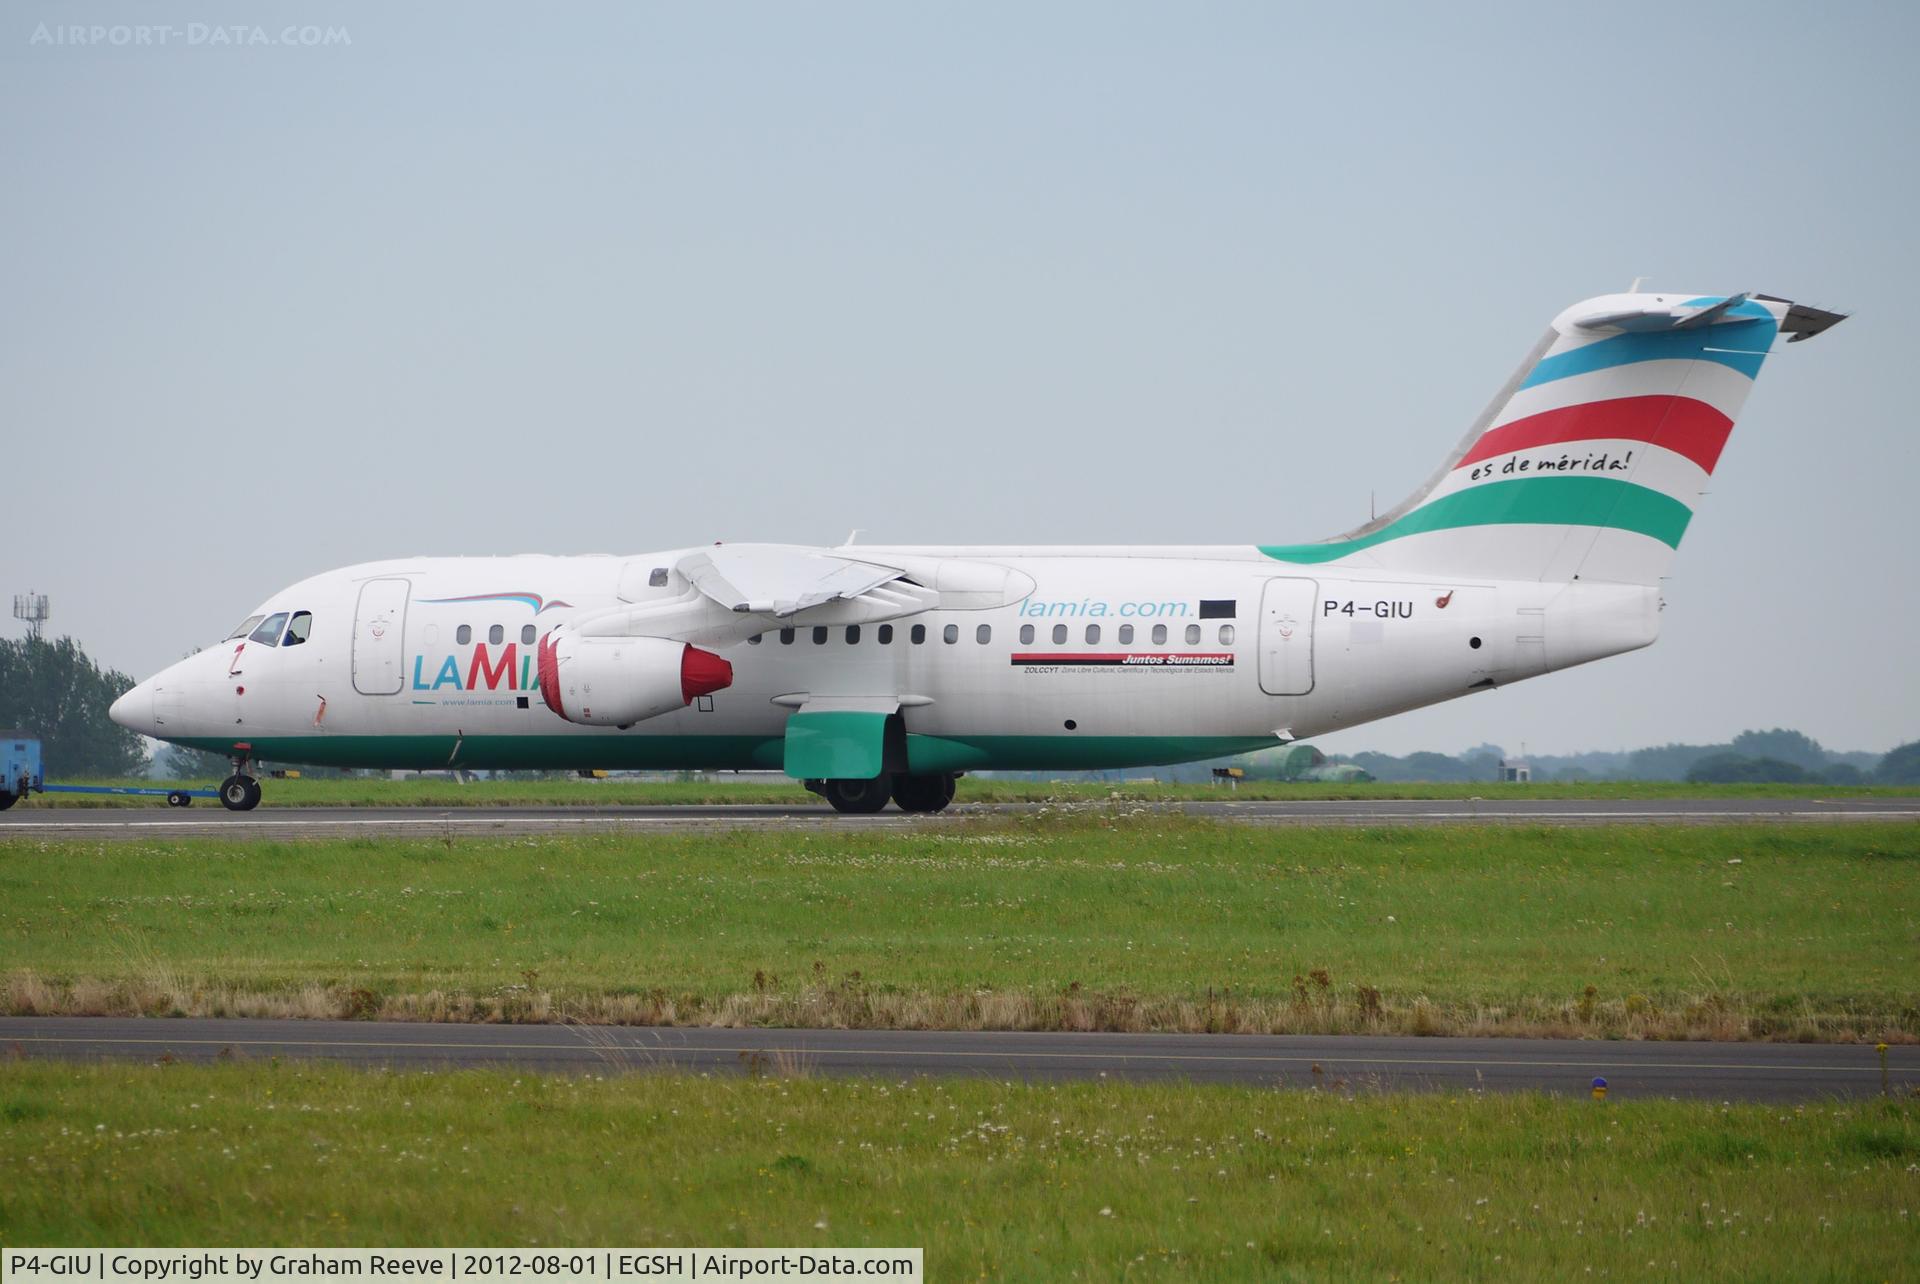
[1,1060,1913,1279]
[15,775,1920,807]
[4,819,1915,1040]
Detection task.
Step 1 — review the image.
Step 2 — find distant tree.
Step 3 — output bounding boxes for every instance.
[1400,752,1478,782]
[0,636,148,777]
[1819,762,1867,786]
[1460,748,1505,781]
[1729,728,1830,773]
[160,743,231,780]
[1875,741,1920,785]
[1686,753,1810,785]
[1626,742,1728,780]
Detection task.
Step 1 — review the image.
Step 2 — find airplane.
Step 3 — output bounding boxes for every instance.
[109,290,1844,813]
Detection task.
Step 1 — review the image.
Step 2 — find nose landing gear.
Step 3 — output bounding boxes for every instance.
[219,774,261,811]
[220,752,262,811]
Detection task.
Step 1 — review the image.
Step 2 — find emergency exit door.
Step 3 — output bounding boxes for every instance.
[1258,577,1318,696]
[352,578,411,696]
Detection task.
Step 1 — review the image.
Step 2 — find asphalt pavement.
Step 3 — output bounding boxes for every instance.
[3,1017,1909,1101]
[3,796,1917,839]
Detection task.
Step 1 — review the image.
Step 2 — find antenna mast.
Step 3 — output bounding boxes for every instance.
[12,592,49,642]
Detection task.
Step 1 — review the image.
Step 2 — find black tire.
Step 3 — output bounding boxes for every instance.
[166,791,192,808]
[219,774,262,812]
[892,773,956,814]
[0,790,15,811]
[821,777,891,814]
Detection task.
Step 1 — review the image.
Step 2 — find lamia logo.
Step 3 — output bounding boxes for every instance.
[411,592,571,692]
[412,645,537,692]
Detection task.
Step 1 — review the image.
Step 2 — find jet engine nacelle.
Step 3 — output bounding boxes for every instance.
[536,632,733,727]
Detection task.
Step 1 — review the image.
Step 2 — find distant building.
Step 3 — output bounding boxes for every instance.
[1500,758,1532,783]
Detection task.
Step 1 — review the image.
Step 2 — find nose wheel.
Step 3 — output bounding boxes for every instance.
[219,774,262,812]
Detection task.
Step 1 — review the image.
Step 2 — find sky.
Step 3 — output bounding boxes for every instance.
[4,1,1916,757]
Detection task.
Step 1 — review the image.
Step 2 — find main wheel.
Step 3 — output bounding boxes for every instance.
[821,777,892,814]
[892,773,956,814]
[0,790,15,811]
[218,774,262,812]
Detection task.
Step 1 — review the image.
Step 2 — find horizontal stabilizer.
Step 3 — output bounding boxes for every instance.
[1759,295,1849,343]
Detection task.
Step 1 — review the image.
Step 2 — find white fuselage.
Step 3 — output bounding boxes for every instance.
[115,547,1658,774]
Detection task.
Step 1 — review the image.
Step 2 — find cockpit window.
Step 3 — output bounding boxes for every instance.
[283,611,313,647]
[249,613,290,646]
[227,615,264,641]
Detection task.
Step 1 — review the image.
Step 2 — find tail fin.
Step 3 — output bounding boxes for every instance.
[1260,291,1845,584]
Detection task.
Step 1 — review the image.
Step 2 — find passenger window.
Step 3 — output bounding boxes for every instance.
[649,567,669,588]
[1219,624,1235,645]
[227,615,264,642]
[489,624,504,646]
[943,624,959,644]
[1052,624,1068,645]
[456,625,472,646]
[1019,625,1034,645]
[779,628,795,645]
[846,625,861,644]
[1152,624,1168,645]
[521,625,536,645]
[1185,624,1202,645]
[249,613,289,646]
[1118,624,1134,645]
[878,624,893,645]
[1085,624,1100,645]
[911,624,926,644]
[812,626,829,645]
[283,611,313,647]
[976,624,991,644]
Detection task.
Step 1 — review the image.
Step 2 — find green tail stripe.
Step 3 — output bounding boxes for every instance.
[1258,476,1693,565]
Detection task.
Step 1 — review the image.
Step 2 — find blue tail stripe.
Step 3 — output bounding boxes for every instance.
[1520,317,1778,390]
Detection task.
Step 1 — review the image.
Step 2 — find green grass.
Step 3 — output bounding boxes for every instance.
[17,775,1920,807]
[4,819,1916,1039]
[1,1060,1914,1279]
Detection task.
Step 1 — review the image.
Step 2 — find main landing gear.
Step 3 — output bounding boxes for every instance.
[890,773,957,814]
[813,773,957,815]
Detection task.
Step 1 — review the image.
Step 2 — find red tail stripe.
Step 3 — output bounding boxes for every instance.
[1457,395,1734,476]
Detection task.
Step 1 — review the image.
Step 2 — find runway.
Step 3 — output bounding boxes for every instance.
[3,796,1916,838]
[2,1016,1909,1101]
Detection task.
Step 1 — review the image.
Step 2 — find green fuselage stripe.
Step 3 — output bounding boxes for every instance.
[1258,475,1693,564]
[167,733,1284,775]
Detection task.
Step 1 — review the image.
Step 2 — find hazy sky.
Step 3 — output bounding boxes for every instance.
[5,2,1916,756]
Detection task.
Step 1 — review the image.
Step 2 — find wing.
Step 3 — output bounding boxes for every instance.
[556,544,1033,647]
[677,544,937,619]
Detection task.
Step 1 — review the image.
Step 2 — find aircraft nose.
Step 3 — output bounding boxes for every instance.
[109,683,156,736]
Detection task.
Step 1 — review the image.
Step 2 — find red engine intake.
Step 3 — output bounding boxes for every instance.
[537,631,733,727]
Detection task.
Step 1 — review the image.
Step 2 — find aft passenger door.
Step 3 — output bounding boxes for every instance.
[1258,577,1317,696]
[352,578,411,696]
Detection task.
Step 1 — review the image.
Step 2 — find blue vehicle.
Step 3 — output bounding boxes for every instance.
[0,732,210,809]
[1,731,43,809]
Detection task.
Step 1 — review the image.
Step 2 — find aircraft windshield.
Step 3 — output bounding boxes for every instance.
[226,615,264,641]
[248,613,289,646]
